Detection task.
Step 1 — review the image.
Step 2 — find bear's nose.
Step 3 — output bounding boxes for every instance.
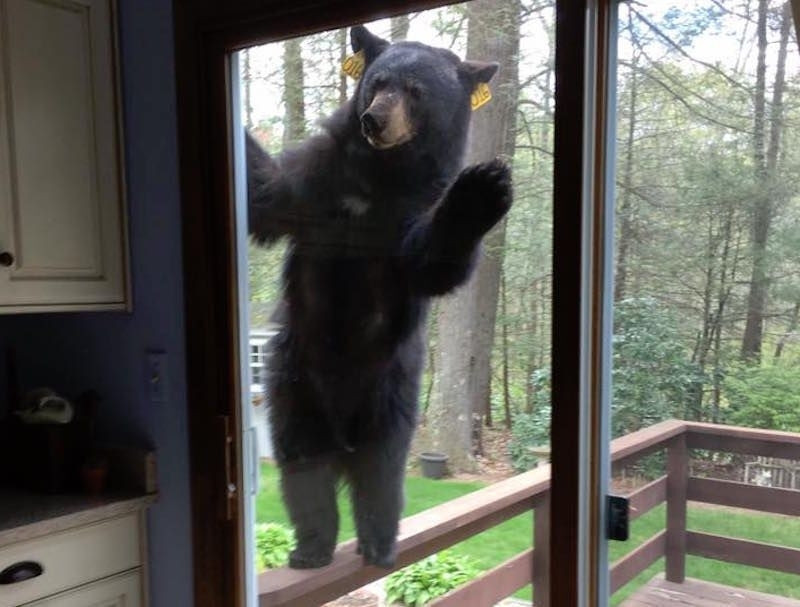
[360,111,385,138]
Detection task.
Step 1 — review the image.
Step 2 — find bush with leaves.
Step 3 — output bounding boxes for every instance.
[385,551,478,606]
[612,298,699,437]
[508,370,551,472]
[254,522,296,571]
[508,299,699,474]
[725,363,800,432]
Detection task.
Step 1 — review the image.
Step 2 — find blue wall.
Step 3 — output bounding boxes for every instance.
[0,1,193,604]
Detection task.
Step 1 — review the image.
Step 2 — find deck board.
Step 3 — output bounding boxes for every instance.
[621,575,800,607]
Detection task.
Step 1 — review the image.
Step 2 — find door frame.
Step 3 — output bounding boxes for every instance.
[172,1,613,605]
[550,1,617,604]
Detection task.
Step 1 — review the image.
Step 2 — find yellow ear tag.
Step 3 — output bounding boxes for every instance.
[470,82,492,111]
[342,50,366,80]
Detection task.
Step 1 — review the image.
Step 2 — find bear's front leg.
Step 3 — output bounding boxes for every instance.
[246,132,297,244]
[279,458,339,568]
[404,159,512,295]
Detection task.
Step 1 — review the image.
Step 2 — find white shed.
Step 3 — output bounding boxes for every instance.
[249,327,279,459]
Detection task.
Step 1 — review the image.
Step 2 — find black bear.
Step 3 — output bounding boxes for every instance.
[247,24,512,569]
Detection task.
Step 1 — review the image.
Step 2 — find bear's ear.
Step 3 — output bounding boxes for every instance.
[459,60,500,84]
[350,25,389,64]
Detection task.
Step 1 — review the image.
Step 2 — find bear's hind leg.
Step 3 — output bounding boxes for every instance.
[279,458,339,568]
[347,437,409,569]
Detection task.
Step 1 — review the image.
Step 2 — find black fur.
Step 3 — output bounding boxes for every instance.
[247,25,512,569]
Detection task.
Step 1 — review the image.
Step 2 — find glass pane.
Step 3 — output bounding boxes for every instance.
[610,2,800,605]
[231,2,558,604]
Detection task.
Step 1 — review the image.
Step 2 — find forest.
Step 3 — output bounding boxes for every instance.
[243,0,800,474]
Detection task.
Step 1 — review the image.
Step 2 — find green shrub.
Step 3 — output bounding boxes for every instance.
[254,522,296,571]
[507,368,551,473]
[725,363,800,432]
[612,297,698,436]
[385,551,478,606]
[508,407,551,472]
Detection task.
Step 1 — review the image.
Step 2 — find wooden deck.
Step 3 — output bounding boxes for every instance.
[621,575,800,606]
[259,422,800,607]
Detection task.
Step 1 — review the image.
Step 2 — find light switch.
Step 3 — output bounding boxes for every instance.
[146,350,168,404]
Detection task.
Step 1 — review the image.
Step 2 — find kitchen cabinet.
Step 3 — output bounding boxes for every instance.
[0,0,129,313]
[0,498,152,607]
[22,571,141,607]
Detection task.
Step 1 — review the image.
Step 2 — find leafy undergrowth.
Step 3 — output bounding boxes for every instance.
[385,552,478,606]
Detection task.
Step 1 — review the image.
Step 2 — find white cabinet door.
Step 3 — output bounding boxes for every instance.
[0,514,141,607]
[0,0,128,312]
[23,571,142,607]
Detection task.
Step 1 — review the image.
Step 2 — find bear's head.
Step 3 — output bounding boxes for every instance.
[350,25,498,152]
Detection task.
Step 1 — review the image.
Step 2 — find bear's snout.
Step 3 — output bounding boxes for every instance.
[361,91,415,150]
[361,110,386,139]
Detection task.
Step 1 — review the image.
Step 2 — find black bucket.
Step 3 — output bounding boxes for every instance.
[419,452,448,479]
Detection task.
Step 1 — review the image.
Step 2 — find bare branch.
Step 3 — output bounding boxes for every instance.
[631,7,752,94]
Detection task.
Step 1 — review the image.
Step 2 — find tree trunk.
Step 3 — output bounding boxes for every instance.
[525,39,553,415]
[427,290,478,469]
[427,0,521,471]
[282,38,306,146]
[741,0,790,361]
[390,14,410,41]
[687,214,717,421]
[774,301,800,360]
[710,208,736,424]
[614,16,639,304]
[766,3,791,178]
[242,49,254,129]
[338,28,348,105]
[525,280,539,414]
[501,269,512,429]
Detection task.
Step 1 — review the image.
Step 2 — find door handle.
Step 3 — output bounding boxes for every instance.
[218,415,237,521]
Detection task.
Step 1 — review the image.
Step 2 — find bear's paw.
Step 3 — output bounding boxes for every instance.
[449,159,513,235]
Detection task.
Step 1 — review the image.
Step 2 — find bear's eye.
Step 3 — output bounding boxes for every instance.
[407,82,424,100]
[372,74,389,90]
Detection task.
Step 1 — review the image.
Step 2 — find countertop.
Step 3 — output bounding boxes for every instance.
[0,489,157,548]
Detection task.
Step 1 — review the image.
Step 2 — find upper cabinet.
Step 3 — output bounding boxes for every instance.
[0,0,129,313]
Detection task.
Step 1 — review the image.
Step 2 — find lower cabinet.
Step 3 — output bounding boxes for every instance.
[0,510,148,607]
[23,571,141,607]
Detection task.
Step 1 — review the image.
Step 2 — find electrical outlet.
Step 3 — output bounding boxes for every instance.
[146,351,168,404]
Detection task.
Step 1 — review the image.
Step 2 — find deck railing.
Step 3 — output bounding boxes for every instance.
[258,421,800,607]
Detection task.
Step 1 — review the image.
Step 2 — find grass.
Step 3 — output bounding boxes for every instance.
[256,463,800,603]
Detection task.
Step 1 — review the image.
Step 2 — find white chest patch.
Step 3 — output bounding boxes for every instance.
[342,195,370,216]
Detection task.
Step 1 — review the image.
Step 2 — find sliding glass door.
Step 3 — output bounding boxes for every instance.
[173,0,800,605]
[607,2,800,606]
[230,5,559,605]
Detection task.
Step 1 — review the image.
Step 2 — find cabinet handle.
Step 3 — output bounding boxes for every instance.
[0,251,13,267]
[0,561,44,585]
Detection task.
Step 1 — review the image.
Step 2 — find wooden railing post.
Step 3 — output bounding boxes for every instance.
[533,492,550,606]
[665,434,688,582]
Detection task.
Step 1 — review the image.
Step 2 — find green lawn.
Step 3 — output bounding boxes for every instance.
[256,464,800,603]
